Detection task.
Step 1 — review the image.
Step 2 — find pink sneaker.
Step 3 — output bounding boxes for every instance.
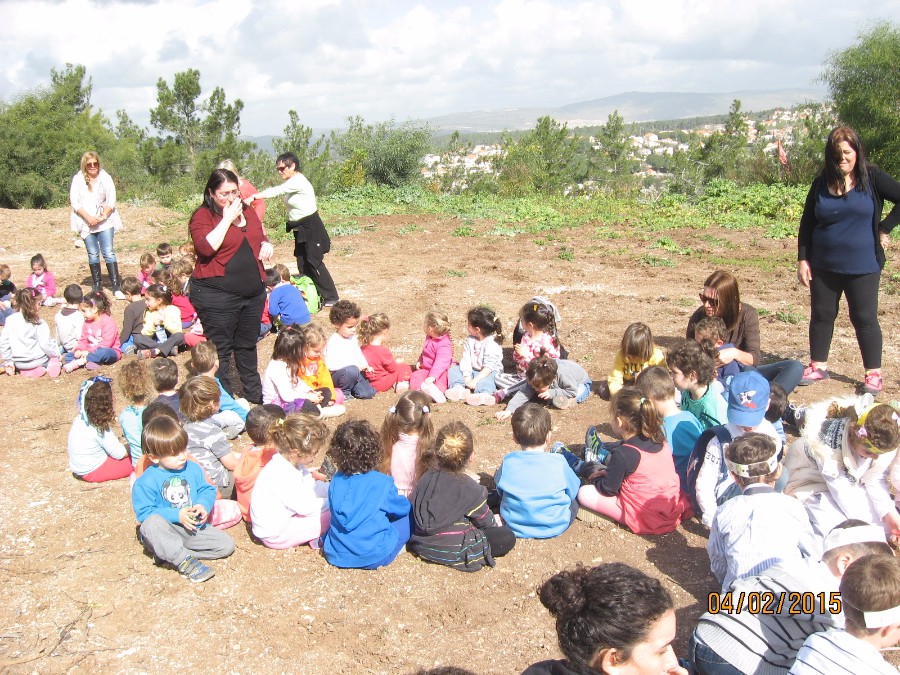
[47,358,62,378]
[445,386,466,402]
[798,364,830,386]
[859,371,883,395]
[420,381,447,404]
[85,361,101,371]
[466,393,496,406]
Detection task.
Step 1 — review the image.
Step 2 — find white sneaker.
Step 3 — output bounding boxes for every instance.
[64,357,86,373]
[74,238,84,248]
[319,403,347,419]
[420,381,447,404]
[445,386,467,402]
[114,290,127,301]
[43,297,58,307]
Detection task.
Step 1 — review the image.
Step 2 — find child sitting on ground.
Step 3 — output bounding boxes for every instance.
[786,398,900,539]
[791,553,900,675]
[132,415,234,582]
[188,341,250,428]
[134,283,184,359]
[298,323,346,414]
[358,312,412,393]
[446,306,504,404]
[600,322,665,400]
[149,357,184,420]
[180,376,241,498]
[495,301,561,391]
[494,353,591,418]
[251,414,331,550]
[707,433,818,591]
[575,387,690,534]
[691,371,783,527]
[635,365,704,491]
[0,288,61,378]
[380,391,434,497]
[154,242,173,273]
[137,253,155,293]
[163,263,205,348]
[323,420,412,569]
[266,264,311,328]
[26,253,58,306]
[63,290,120,373]
[234,404,286,522]
[0,264,14,326]
[409,421,516,572]
[67,376,132,482]
[667,339,727,429]
[118,360,154,466]
[118,277,145,356]
[693,315,741,391]
[54,284,84,361]
[766,382,789,445]
[409,308,453,404]
[324,300,376,400]
[494,403,580,539]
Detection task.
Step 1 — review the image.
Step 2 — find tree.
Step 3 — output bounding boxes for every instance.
[272,110,332,194]
[495,116,586,194]
[699,99,752,182]
[822,21,900,175]
[595,110,636,176]
[331,117,431,188]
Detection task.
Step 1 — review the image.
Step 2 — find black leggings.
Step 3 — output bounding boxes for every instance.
[809,268,882,369]
[483,526,516,558]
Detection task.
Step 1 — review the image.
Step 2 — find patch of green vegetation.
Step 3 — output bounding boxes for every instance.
[654,236,692,255]
[757,308,772,318]
[488,225,524,237]
[451,225,477,237]
[677,297,696,307]
[558,247,574,262]
[592,225,623,240]
[398,224,423,235]
[776,309,804,325]
[329,220,361,237]
[641,254,676,268]
[447,269,468,277]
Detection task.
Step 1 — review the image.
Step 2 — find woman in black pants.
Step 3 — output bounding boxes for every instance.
[245,152,339,308]
[189,169,273,403]
[797,126,900,395]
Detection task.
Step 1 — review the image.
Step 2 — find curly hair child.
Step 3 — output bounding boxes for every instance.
[67,376,131,482]
[358,312,412,393]
[667,339,727,429]
[118,360,155,465]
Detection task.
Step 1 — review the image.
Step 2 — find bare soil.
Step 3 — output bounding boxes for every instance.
[1,204,897,673]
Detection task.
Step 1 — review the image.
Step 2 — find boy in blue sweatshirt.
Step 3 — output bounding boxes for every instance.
[494,403,580,539]
[266,264,311,328]
[132,415,234,582]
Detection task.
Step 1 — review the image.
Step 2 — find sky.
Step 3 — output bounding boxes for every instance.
[0,0,896,136]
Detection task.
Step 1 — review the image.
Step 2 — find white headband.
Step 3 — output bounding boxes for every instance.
[864,605,900,629]
[823,524,887,553]
[725,450,779,478]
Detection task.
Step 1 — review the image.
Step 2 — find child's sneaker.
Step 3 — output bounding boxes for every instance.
[85,361,101,371]
[63,357,86,373]
[466,393,496,406]
[319,403,347,419]
[782,402,807,428]
[798,364,830,386]
[576,506,605,523]
[552,395,575,409]
[445,386,466,402]
[177,555,215,582]
[420,381,447,404]
[858,371,884,396]
[395,381,410,393]
[550,442,586,475]
[584,426,608,464]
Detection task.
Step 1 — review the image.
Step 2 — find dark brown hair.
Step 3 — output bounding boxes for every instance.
[666,340,716,386]
[841,554,900,635]
[635,365,675,402]
[823,126,871,197]
[84,379,115,433]
[525,353,558,390]
[467,306,504,343]
[511,403,552,447]
[329,420,383,475]
[701,270,741,332]
[245,404,286,445]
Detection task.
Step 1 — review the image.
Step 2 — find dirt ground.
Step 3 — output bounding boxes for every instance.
[0,202,897,674]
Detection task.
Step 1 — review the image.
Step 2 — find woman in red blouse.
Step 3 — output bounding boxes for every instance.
[189,169,273,403]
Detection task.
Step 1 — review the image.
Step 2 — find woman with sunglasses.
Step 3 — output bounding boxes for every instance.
[69,152,125,299]
[687,270,804,393]
[244,152,339,309]
[797,126,900,395]
[189,169,273,404]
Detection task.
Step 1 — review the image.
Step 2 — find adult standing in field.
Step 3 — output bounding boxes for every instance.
[189,169,273,404]
[216,159,266,229]
[796,125,900,396]
[687,270,805,393]
[70,152,125,299]
[244,152,339,308]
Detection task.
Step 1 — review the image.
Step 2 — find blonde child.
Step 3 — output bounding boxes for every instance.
[180,376,241,499]
[132,415,234,582]
[791,554,900,674]
[251,414,332,549]
[323,420,412,569]
[67,376,132,482]
[667,339,727,429]
[446,306,504,404]
[137,252,155,293]
[496,301,561,391]
[602,322,665,399]
[576,387,690,534]
[234,404,286,522]
[164,262,205,348]
[118,360,154,466]
[63,290,121,373]
[262,327,346,419]
[325,299,376,400]
[358,313,412,393]
[409,421,516,571]
[298,323,346,414]
[26,253,58,306]
[189,341,250,425]
[0,288,62,377]
[409,309,453,404]
[380,391,434,497]
[786,398,900,539]
[134,283,184,359]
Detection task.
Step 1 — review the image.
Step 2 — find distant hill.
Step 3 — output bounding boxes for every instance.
[425,89,825,133]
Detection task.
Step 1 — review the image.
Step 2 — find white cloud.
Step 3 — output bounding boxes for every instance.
[0,0,896,135]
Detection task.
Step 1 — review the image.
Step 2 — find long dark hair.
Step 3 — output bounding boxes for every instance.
[200,169,240,215]
[823,126,871,196]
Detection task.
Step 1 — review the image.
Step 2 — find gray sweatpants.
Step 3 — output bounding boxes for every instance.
[139,514,235,566]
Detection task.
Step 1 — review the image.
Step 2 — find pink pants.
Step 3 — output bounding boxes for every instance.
[184,333,206,348]
[409,369,448,392]
[259,510,331,550]
[210,499,242,529]
[18,358,62,378]
[80,456,134,483]
[577,485,624,523]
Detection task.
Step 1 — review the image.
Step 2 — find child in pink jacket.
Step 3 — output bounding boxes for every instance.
[64,291,121,373]
[409,309,452,404]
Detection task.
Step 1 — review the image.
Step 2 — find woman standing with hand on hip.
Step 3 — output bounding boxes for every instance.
[797,126,900,395]
[245,152,339,308]
[70,152,125,299]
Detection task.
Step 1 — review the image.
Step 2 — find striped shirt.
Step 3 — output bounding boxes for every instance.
[789,630,896,674]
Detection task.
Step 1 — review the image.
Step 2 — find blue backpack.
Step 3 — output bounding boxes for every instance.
[684,425,739,517]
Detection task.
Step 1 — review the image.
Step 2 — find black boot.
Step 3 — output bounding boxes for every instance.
[89,263,102,293]
[106,262,124,299]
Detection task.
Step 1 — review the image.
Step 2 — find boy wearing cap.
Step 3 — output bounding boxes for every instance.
[694,370,783,527]
[707,433,818,592]
[690,520,892,675]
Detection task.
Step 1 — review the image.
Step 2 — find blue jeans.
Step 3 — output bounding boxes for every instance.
[64,347,118,365]
[575,379,592,403]
[448,365,497,393]
[83,227,117,265]
[331,366,377,399]
[360,514,412,570]
[688,633,743,675]
[748,359,804,394]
